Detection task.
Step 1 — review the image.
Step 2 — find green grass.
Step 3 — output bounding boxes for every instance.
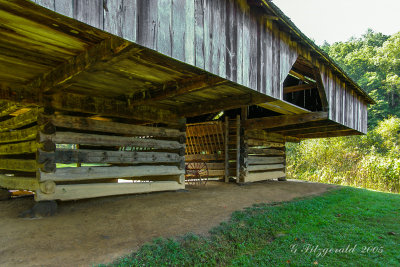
[102,187,400,266]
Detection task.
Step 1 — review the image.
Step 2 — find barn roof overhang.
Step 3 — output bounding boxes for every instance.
[0,0,313,124]
[255,0,375,105]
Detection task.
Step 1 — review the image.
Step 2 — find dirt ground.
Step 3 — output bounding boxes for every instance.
[0,180,336,267]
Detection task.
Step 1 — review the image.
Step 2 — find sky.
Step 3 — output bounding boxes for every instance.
[272,0,400,45]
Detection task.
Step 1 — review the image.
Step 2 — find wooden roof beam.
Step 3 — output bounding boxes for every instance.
[47,93,179,124]
[283,83,315,94]
[244,112,328,130]
[179,93,272,118]
[22,36,133,96]
[129,75,227,106]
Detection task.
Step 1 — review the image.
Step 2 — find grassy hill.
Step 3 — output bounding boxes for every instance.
[102,187,400,266]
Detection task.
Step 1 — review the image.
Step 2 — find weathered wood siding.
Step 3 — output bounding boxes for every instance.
[34,0,369,133]
[320,65,368,133]
[34,0,297,100]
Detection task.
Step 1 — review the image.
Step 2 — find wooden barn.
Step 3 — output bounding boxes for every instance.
[0,0,373,203]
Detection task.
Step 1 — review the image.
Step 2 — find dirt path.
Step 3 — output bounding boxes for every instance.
[0,180,336,266]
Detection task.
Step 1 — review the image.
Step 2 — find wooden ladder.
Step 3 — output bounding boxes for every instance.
[224,115,241,183]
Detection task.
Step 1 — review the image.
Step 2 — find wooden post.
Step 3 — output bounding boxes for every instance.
[224,116,229,183]
[239,107,248,183]
[236,115,240,183]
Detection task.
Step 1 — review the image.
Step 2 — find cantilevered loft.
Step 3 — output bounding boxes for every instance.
[0,0,373,201]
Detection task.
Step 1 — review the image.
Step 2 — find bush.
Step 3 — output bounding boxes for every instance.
[287,117,400,193]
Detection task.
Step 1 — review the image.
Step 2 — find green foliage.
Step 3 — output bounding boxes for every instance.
[102,188,400,266]
[323,30,400,128]
[287,117,400,193]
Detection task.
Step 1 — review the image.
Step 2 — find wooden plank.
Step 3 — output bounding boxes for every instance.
[0,125,38,143]
[0,102,20,117]
[0,141,39,155]
[248,164,285,172]
[194,0,205,69]
[137,0,158,48]
[244,112,328,130]
[39,165,185,182]
[35,181,184,201]
[45,114,183,138]
[245,130,284,142]
[74,0,104,29]
[0,108,39,132]
[0,159,37,172]
[157,0,172,56]
[49,93,179,123]
[244,171,285,183]
[38,149,182,164]
[313,67,329,112]
[248,156,284,165]
[283,83,315,94]
[39,132,183,150]
[208,170,225,177]
[0,175,38,191]
[247,148,284,156]
[236,115,240,182]
[247,139,285,148]
[186,154,224,162]
[184,0,195,65]
[172,0,186,61]
[54,0,73,17]
[205,163,225,170]
[224,117,229,182]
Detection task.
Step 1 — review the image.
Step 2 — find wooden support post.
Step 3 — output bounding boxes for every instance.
[236,115,240,183]
[224,116,229,183]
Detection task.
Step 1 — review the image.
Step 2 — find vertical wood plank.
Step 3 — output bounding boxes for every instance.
[218,0,226,79]
[137,0,158,49]
[121,0,137,42]
[242,11,251,88]
[74,0,104,30]
[34,0,54,10]
[157,0,172,56]
[249,14,258,91]
[265,19,273,96]
[194,0,205,69]
[103,0,123,36]
[185,0,195,65]
[236,2,243,85]
[258,20,265,94]
[203,0,212,72]
[172,0,186,61]
[54,0,73,17]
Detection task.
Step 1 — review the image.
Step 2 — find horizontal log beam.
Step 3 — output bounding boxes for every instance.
[185,154,224,162]
[283,83,315,94]
[295,129,361,139]
[26,37,131,94]
[244,171,286,183]
[0,102,20,117]
[0,175,38,191]
[0,141,39,155]
[39,132,183,150]
[244,112,328,130]
[0,159,37,172]
[248,156,285,165]
[248,164,285,172]
[42,114,183,139]
[0,108,40,132]
[39,165,185,182]
[179,92,272,117]
[35,181,184,201]
[48,93,179,123]
[0,126,38,143]
[130,75,226,105]
[246,139,285,148]
[38,149,183,165]
[247,148,285,156]
[245,130,284,142]
[280,125,348,137]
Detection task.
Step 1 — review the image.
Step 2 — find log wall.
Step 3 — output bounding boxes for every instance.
[0,107,186,201]
[240,129,286,183]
